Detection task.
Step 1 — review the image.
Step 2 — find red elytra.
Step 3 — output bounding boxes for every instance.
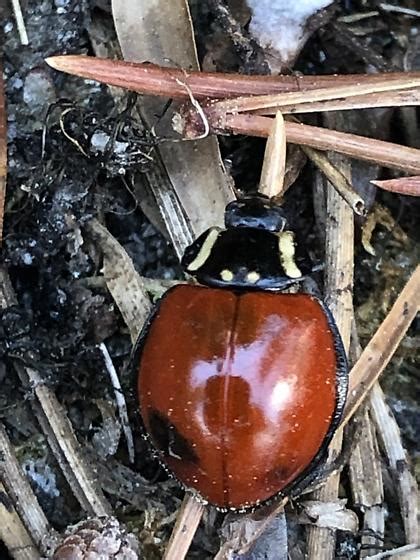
[138,284,342,510]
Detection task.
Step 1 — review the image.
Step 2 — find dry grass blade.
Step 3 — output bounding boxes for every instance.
[301,146,365,215]
[370,176,420,196]
[0,65,6,245]
[162,494,205,560]
[213,75,420,114]
[258,111,286,199]
[219,114,420,174]
[343,265,420,427]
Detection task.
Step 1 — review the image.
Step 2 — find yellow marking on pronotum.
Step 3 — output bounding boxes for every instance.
[246,271,260,284]
[186,227,222,272]
[220,269,234,281]
[278,231,302,279]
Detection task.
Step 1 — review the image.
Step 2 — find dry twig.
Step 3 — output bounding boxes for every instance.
[307,114,354,559]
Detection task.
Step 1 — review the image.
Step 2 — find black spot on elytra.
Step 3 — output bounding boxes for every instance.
[148,409,200,465]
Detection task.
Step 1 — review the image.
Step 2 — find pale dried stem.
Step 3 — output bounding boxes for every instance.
[220,114,420,174]
[306,135,354,559]
[258,111,286,199]
[366,543,420,559]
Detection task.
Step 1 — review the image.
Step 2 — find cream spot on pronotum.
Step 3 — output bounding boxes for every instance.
[220,269,234,282]
[246,271,260,283]
[186,227,222,272]
[278,231,302,279]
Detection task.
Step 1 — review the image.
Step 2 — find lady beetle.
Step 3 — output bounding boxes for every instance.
[136,196,347,510]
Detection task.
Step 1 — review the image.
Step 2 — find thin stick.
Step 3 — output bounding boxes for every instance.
[162,494,205,560]
[301,146,365,215]
[342,265,420,427]
[11,0,29,45]
[218,114,420,174]
[258,111,286,199]
[99,343,135,464]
